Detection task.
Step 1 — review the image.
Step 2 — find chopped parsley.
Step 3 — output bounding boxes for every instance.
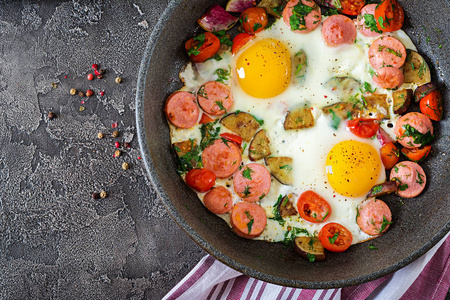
[213,30,233,47]
[215,100,227,113]
[401,124,434,147]
[368,244,378,250]
[328,232,339,244]
[279,165,293,171]
[187,33,205,56]
[244,210,254,234]
[198,85,208,99]
[289,2,314,31]
[214,66,231,83]
[306,253,316,262]
[253,23,263,32]
[242,167,254,180]
[242,185,252,198]
[379,216,392,233]
[371,184,383,195]
[329,109,341,130]
[398,183,408,191]
[283,227,309,247]
[362,81,377,94]
[270,195,286,226]
[363,14,382,34]
[416,171,424,185]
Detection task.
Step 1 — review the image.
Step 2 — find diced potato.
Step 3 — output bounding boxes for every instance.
[294,236,326,262]
[284,107,314,130]
[249,130,271,161]
[292,49,307,81]
[220,112,261,142]
[265,156,293,185]
[403,50,431,85]
[257,0,287,18]
[392,89,413,114]
[360,94,390,119]
[173,140,197,157]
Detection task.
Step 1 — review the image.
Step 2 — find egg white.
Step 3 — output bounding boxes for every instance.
[174,16,418,244]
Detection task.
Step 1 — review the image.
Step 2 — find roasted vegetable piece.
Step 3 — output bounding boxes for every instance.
[367,181,398,198]
[292,49,307,81]
[315,0,342,9]
[249,130,271,161]
[322,102,361,120]
[265,156,293,185]
[361,94,389,119]
[284,107,314,130]
[257,0,288,18]
[226,0,254,13]
[324,77,360,100]
[173,140,197,157]
[197,4,239,32]
[420,90,443,121]
[294,236,326,262]
[401,145,432,163]
[414,82,437,103]
[403,50,431,85]
[220,112,260,142]
[392,89,413,115]
[278,195,297,218]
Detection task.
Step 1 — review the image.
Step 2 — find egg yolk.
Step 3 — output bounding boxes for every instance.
[326,140,382,197]
[236,39,291,99]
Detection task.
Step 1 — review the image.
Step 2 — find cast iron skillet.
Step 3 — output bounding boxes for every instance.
[136,0,450,288]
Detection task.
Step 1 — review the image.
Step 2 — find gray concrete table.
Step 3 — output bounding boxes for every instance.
[0,1,204,299]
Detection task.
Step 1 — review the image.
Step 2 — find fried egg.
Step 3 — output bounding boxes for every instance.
[175,15,417,244]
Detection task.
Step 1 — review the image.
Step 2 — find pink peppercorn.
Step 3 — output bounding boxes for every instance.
[99,91,105,96]
[87,74,94,80]
[86,89,93,97]
[92,64,99,69]
[115,142,120,148]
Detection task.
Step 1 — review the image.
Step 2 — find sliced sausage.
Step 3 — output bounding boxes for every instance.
[390,161,427,198]
[394,112,434,149]
[203,186,233,214]
[202,139,242,178]
[368,36,406,70]
[164,91,199,129]
[230,202,267,239]
[372,67,404,89]
[233,163,271,202]
[357,198,392,236]
[197,81,234,116]
[355,4,382,38]
[322,14,357,47]
[283,0,322,34]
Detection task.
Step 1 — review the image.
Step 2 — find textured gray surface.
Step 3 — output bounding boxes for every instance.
[0,1,204,299]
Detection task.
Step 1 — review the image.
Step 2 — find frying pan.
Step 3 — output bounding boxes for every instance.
[136,0,450,288]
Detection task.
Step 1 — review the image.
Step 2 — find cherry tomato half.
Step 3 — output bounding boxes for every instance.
[339,0,365,16]
[374,0,404,32]
[231,33,254,55]
[347,118,380,138]
[185,168,216,192]
[420,90,443,121]
[380,142,400,170]
[318,222,353,252]
[401,145,432,163]
[185,32,220,63]
[240,7,269,34]
[199,113,214,124]
[220,133,243,146]
[297,191,332,223]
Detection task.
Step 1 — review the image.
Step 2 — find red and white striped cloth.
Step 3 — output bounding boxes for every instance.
[163,232,450,300]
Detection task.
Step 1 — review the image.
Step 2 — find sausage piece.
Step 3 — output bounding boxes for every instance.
[202,139,242,178]
[230,202,267,239]
[283,0,321,34]
[164,91,199,129]
[233,163,271,202]
[368,36,406,70]
[355,4,382,38]
[322,14,357,47]
[197,81,234,116]
[203,186,233,214]
[372,67,404,89]
[390,161,427,198]
[394,112,434,149]
[357,198,392,236]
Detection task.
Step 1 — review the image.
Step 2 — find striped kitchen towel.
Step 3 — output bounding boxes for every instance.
[163,232,449,300]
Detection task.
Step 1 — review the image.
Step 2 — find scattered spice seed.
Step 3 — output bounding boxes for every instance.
[124,142,130,148]
[52,82,57,89]
[87,73,94,81]
[92,64,99,70]
[114,150,121,157]
[78,91,85,97]
[112,130,119,138]
[115,141,120,148]
[138,156,141,160]
[64,75,68,79]
[99,91,105,96]
[100,190,107,198]
[115,77,122,84]
[48,111,56,120]
[86,89,93,97]
[92,192,100,199]
[122,162,129,170]
[79,106,85,111]
[97,132,104,139]
[81,100,85,104]
[70,88,77,95]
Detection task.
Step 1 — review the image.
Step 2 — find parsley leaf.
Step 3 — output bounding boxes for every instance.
[289,2,314,31]
[328,232,339,244]
[379,216,392,233]
[401,124,434,147]
[363,14,382,34]
[329,109,341,130]
[270,195,286,226]
[242,167,254,180]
